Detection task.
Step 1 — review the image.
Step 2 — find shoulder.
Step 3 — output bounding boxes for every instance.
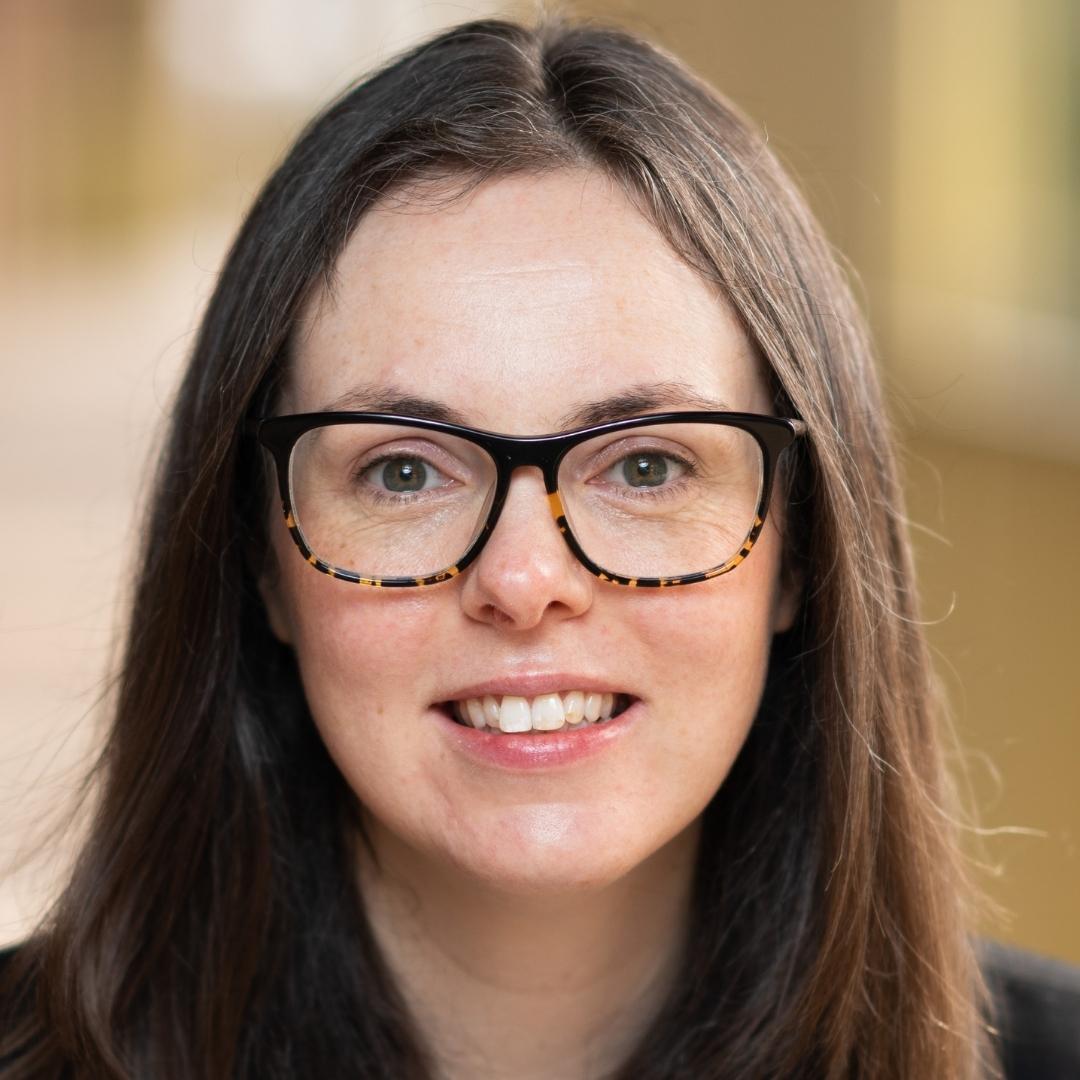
[979,938,1080,1079]
[5,940,1079,1075]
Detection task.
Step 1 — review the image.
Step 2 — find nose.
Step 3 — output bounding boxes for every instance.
[458,467,594,630]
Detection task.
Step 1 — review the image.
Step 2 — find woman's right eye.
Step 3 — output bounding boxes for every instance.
[359,455,452,495]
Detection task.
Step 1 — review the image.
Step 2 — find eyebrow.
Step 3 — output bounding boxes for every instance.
[317,380,732,432]
[555,382,732,429]
[319,384,469,425]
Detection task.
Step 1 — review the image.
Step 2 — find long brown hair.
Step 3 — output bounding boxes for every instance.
[1,15,1000,1078]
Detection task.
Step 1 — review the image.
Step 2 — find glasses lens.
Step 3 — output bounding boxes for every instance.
[558,422,764,579]
[289,423,497,579]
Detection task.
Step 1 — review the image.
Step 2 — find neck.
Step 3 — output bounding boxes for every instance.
[356,816,701,1080]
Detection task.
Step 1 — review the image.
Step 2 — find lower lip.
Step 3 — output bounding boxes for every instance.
[432,699,640,770]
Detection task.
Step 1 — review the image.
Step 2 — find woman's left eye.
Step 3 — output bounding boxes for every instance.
[602,452,686,489]
[361,455,452,494]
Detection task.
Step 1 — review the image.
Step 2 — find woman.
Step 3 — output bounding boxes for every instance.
[2,15,1075,1079]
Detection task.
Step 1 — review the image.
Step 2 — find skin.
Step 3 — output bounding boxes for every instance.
[261,169,797,1079]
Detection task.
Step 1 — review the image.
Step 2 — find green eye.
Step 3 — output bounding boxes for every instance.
[381,458,427,492]
[622,454,669,487]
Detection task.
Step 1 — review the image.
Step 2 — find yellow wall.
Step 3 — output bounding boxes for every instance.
[904,433,1080,960]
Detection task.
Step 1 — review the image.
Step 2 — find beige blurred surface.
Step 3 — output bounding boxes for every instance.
[2,0,1077,959]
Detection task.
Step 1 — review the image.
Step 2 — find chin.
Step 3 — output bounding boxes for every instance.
[462,857,636,899]
[443,808,653,897]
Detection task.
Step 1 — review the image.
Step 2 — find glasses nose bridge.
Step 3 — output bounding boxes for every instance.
[493,434,564,492]
[488,437,568,532]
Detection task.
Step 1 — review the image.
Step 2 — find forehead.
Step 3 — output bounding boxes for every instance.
[287,169,769,430]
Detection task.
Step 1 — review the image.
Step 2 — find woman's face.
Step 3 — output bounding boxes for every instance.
[263,169,796,893]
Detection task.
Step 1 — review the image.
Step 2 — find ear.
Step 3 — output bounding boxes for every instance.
[258,568,294,645]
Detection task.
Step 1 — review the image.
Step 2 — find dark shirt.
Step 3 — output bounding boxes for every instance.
[979,939,1080,1078]
[2,939,1079,1075]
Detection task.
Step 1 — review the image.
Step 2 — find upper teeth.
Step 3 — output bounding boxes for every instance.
[451,691,618,733]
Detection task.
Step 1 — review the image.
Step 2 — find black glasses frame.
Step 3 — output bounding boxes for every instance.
[254,411,807,588]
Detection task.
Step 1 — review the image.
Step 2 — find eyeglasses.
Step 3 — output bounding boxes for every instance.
[253,411,806,588]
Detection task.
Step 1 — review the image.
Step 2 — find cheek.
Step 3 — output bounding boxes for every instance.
[272,558,446,767]
[624,534,783,783]
[639,535,780,680]
[290,588,425,694]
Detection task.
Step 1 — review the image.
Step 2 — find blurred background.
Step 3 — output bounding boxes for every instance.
[1,0,1077,959]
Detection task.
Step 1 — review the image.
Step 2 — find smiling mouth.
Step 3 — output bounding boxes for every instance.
[440,691,634,734]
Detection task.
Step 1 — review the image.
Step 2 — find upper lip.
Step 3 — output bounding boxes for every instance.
[439,673,633,702]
